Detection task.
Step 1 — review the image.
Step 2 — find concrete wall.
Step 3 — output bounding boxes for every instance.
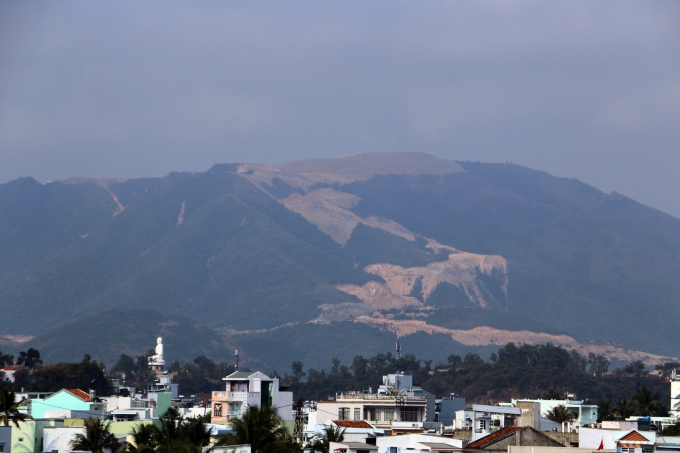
[43,426,85,453]
[510,447,613,453]
[439,396,466,426]
[542,432,578,447]
[476,429,565,451]
[9,421,34,453]
[0,426,12,453]
[579,428,655,450]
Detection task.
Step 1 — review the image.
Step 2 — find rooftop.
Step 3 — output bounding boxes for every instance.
[332,420,374,429]
[66,389,92,402]
[225,371,257,380]
[465,426,524,449]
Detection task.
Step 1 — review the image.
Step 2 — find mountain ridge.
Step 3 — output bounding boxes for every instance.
[1,153,679,369]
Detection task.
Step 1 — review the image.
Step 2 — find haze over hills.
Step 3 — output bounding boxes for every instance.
[1,152,679,371]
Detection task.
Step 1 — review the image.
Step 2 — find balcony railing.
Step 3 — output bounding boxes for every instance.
[336,392,427,401]
[131,400,150,409]
[212,391,260,401]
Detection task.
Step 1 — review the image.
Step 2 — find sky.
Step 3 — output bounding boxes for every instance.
[1,1,680,216]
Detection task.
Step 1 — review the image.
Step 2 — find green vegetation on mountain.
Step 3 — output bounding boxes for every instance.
[343,224,448,268]
[342,164,680,356]
[0,172,372,334]
[2,154,680,364]
[13,308,256,367]
[290,343,670,407]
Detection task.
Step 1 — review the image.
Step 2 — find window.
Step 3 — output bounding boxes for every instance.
[364,407,376,421]
[384,408,395,421]
[213,403,223,417]
[354,408,361,420]
[339,407,351,420]
[643,447,654,453]
[388,447,398,453]
[401,407,419,422]
[0,443,5,452]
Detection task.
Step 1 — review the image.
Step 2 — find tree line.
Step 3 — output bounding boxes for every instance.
[287,343,671,407]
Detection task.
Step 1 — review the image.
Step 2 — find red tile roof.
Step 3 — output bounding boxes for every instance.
[66,389,91,402]
[618,431,652,443]
[332,420,374,429]
[465,426,524,449]
[1,366,19,371]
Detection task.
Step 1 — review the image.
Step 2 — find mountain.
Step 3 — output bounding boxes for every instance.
[6,308,262,368]
[1,152,678,371]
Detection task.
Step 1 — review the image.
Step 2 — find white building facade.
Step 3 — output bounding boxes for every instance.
[211,371,293,424]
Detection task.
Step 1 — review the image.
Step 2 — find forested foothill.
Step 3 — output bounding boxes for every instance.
[1,342,675,421]
[287,343,673,412]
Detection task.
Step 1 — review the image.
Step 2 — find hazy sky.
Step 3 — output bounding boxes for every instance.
[2,1,680,216]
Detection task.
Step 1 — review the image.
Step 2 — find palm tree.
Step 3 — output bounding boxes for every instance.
[632,387,660,416]
[541,388,563,400]
[179,416,212,447]
[69,418,121,453]
[613,399,637,420]
[597,399,613,422]
[0,387,30,427]
[125,422,157,452]
[216,404,297,453]
[544,405,577,424]
[308,424,346,453]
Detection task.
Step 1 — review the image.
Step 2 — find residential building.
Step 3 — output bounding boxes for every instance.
[512,397,598,428]
[376,433,464,453]
[436,394,466,426]
[29,389,106,420]
[462,426,565,452]
[0,426,11,453]
[671,370,680,418]
[454,405,521,441]
[42,426,85,453]
[329,441,378,453]
[580,427,656,451]
[1,366,24,384]
[615,430,657,453]
[211,371,293,424]
[316,373,435,431]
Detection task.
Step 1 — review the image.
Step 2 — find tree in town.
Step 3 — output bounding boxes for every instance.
[613,399,637,420]
[69,418,121,453]
[125,422,158,452]
[597,399,613,422]
[632,386,660,416]
[0,387,30,427]
[307,424,346,453]
[216,404,299,453]
[542,388,563,400]
[544,405,577,424]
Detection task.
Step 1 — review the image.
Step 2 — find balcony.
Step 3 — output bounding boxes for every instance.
[212,391,260,403]
[130,400,151,409]
[335,392,427,402]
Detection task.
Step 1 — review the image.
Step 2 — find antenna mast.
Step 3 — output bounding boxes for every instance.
[396,342,401,374]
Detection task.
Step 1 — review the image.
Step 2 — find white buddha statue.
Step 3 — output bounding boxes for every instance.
[150,336,165,365]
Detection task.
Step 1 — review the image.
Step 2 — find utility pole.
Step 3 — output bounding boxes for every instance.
[293,397,305,445]
[234,349,239,371]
